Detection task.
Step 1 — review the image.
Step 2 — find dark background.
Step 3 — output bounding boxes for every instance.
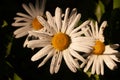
[0,0,120,80]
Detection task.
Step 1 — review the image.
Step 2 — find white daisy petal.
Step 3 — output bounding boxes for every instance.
[12,22,30,26]
[55,52,62,73]
[96,56,101,75]
[22,4,34,18]
[14,26,31,35]
[23,34,32,47]
[15,31,28,38]
[90,21,96,38]
[109,55,120,62]
[38,49,54,67]
[81,26,92,37]
[99,21,107,42]
[61,8,70,33]
[66,14,81,34]
[72,37,95,43]
[46,11,57,32]
[95,21,99,39]
[37,16,53,33]
[99,55,104,75]
[84,55,94,72]
[70,28,89,38]
[29,3,36,16]
[50,51,59,74]
[68,8,77,25]
[63,50,77,72]
[35,0,39,15]
[91,55,98,74]
[70,20,90,35]
[39,0,46,16]
[28,31,52,38]
[66,50,79,68]
[69,48,86,62]
[70,43,93,53]
[103,55,117,70]
[110,44,119,49]
[31,45,53,61]
[55,7,62,32]
[27,40,51,48]
[16,12,32,19]
[104,45,118,54]
[13,17,31,23]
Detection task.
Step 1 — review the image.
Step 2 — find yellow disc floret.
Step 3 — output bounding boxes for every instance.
[32,18,43,30]
[52,32,70,51]
[93,40,105,55]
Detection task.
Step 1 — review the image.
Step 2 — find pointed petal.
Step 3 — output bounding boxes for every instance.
[69,48,86,62]
[66,50,79,68]
[46,11,57,32]
[37,16,53,33]
[99,56,104,75]
[38,49,54,67]
[68,8,77,25]
[70,20,90,35]
[55,7,62,32]
[31,45,53,61]
[29,3,36,16]
[95,21,99,39]
[104,45,118,54]
[99,21,107,42]
[84,55,94,72]
[70,41,94,53]
[110,44,119,49]
[22,4,34,18]
[14,26,31,35]
[50,51,59,74]
[103,55,117,70]
[15,31,28,38]
[16,12,32,19]
[63,50,77,72]
[12,22,30,26]
[55,52,62,73]
[13,17,31,23]
[27,39,51,48]
[61,8,70,33]
[91,55,97,74]
[96,56,100,75]
[39,0,46,16]
[66,14,81,34]
[110,55,120,62]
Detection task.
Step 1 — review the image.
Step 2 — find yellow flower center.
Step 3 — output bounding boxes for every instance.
[93,40,105,55]
[32,18,43,30]
[52,32,71,51]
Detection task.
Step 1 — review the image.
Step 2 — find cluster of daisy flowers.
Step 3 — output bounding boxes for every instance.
[12,0,120,75]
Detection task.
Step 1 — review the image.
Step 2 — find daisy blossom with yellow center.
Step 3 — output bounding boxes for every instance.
[80,20,120,75]
[26,7,95,74]
[12,0,46,38]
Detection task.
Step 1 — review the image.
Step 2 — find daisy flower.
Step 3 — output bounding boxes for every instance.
[81,20,120,75]
[12,0,46,38]
[26,7,95,74]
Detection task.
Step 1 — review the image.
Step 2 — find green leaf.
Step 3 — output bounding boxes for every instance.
[95,0,105,22]
[2,20,8,28]
[113,0,120,9]
[86,71,92,77]
[13,73,22,80]
[94,74,100,80]
[6,42,12,57]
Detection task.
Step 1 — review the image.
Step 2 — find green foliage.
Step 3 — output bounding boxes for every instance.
[95,0,105,22]
[113,0,120,9]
